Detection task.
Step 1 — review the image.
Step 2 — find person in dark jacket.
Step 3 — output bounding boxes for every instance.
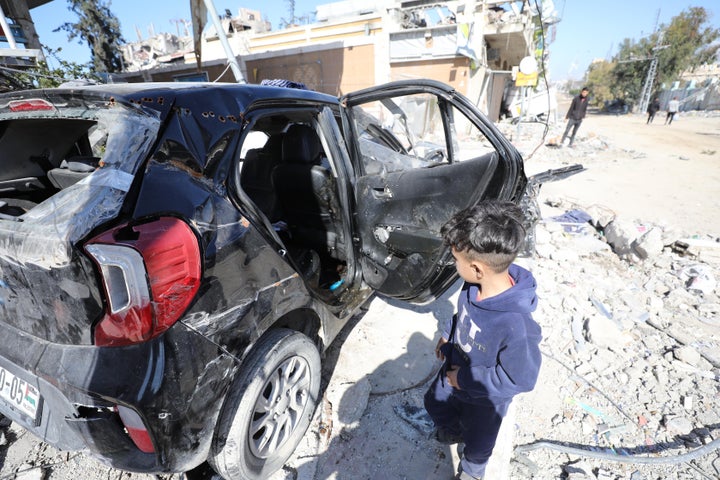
[424,201,542,480]
[561,86,589,146]
[647,97,660,124]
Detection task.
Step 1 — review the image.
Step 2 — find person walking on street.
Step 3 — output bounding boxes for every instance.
[665,97,680,125]
[561,87,589,147]
[647,97,660,124]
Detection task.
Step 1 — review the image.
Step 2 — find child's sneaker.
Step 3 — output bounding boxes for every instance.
[431,426,463,444]
[454,472,481,480]
[454,463,482,480]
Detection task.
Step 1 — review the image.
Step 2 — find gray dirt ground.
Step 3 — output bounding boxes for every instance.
[1,102,720,480]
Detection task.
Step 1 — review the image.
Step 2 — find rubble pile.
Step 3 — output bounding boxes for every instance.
[512,197,720,479]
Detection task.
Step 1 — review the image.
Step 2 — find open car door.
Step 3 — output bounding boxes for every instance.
[341,80,527,303]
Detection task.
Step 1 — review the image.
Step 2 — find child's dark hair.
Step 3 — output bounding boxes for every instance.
[441,201,526,272]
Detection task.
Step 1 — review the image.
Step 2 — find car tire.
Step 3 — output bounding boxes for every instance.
[209,328,321,480]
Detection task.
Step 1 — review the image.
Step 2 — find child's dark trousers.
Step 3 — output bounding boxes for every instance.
[424,374,509,479]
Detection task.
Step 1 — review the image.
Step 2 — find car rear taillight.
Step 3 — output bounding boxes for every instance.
[85,217,201,347]
[8,99,55,112]
[116,405,155,453]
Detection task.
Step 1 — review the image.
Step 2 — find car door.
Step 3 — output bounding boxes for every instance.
[341,80,526,303]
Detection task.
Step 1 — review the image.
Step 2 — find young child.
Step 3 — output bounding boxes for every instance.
[424,201,542,480]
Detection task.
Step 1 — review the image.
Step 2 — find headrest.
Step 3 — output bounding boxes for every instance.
[282,125,322,165]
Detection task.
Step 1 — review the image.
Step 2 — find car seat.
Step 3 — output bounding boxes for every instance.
[240,135,283,221]
[271,124,345,260]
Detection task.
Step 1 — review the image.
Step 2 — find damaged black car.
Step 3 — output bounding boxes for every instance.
[0,79,534,479]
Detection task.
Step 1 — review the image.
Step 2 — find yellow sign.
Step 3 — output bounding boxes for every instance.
[515,71,538,87]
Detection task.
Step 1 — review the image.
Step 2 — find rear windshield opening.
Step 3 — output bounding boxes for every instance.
[0,118,106,217]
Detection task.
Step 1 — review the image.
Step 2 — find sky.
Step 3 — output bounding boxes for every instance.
[25,0,720,81]
[549,0,720,80]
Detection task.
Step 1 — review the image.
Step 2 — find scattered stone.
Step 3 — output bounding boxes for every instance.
[604,217,642,256]
[584,314,630,349]
[664,415,694,435]
[596,467,614,480]
[673,345,703,367]
[564,460,592,479]
[632,227,665,259]
[14,466,44,480]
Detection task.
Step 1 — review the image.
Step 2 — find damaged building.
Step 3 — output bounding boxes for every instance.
[0,0,46,85]
[116,0,556,121]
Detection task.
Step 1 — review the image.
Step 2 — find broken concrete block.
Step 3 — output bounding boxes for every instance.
[663,415,694,435]
[595,467,614,480]
[673,345,703,368]
[604,218,641,256]
[571,314,587,352]
[632,227,665,259]
[584,204,615,229]
[564,460,592,479]
[584,314,630,349]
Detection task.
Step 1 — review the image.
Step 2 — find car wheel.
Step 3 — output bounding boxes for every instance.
[209,328,321,480]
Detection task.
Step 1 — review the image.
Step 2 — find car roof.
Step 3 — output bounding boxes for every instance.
[0,82,340,119]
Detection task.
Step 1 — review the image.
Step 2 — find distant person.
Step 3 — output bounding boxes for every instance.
[647,97,660,124]
[561,87,589,147]
[666,96,680,125]
[424,201,542,480]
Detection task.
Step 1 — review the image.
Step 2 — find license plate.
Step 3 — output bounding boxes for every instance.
[0,366,41,421]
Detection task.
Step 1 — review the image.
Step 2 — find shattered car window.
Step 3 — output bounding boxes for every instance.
[445,102,498,162]
[351,93,448,174]
[0,104,160,267]
[351,92,498,175]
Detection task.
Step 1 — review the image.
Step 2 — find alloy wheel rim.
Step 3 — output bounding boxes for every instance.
[248,355,312,458]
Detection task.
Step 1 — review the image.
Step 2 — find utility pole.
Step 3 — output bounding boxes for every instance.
[637,10,666,114]
[637,34,669,114]
[190,0,246,83]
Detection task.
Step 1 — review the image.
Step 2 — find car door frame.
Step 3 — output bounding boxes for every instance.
[340,79,527,303]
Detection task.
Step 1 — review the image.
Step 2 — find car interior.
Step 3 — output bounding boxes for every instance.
[0,118,102,219]
[238,114,348,296]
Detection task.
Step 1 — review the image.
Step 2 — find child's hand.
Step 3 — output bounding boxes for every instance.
[446,366,460,389]
[435,337,448,360]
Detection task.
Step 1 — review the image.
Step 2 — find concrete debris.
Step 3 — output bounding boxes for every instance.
[663,415,694,436]
[673,345,703,368]
[677,264,716,294]
[564,460,593,479]
[14,466,44,480]
[632,227,665,259]
[512,196,720,479]
[603,217,642,258]
[3,118,720,480]
[585,314,631,349]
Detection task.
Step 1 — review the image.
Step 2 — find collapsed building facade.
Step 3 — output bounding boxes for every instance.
[118,0,557,121]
